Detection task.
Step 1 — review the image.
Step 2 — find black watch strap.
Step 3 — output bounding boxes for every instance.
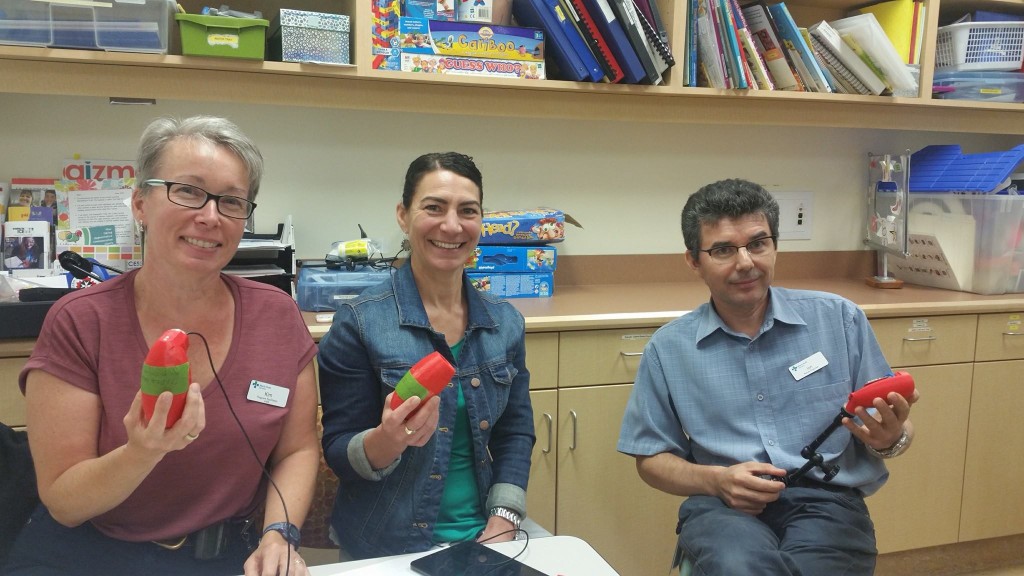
[262,522,301,548]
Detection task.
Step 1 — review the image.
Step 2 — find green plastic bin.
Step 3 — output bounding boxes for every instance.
[175,13,268,59]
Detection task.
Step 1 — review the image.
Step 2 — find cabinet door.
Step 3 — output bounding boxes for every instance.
[960,359,1024,541]
[526,333,558,390]
[527,389,557,533]
[866,363,973,553]
[556,384,680,576]
[1,357,27,427]
[974,312,1024,362]
[558,329,652,387]
[871,315,977,367]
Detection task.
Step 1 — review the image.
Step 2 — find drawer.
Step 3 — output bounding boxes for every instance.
[871,315,977,367]
[1,357,28,427]
[526,333,558,390]
[558,328,654,387]
[975,312,1024,362]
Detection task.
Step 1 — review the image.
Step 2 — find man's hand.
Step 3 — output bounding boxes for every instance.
[713,462,787,516]
[843,389,919,451]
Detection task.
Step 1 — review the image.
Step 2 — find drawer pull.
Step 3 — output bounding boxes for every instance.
[902,336,937,342]
[542,413,552,454]
[620,352,644,357]
[1003,332,1024,337]
[569,410,578,451]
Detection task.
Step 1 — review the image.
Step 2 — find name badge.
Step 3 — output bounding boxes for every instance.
[247,380,289,408]
[789,352,828,381]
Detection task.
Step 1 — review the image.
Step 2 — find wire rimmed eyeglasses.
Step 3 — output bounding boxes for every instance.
[697,236,778,262]
[144,179,256,220]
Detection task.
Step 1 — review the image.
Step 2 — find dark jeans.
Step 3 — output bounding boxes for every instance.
[678,486,877,576]
[2,505,254,576]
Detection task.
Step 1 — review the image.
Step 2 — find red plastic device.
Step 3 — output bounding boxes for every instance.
[844,371,916,415]
[140,329,191,428]
[389,351,456,410]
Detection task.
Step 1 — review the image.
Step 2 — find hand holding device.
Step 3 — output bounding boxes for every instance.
[141,329,191,428]
[390,351,456,411]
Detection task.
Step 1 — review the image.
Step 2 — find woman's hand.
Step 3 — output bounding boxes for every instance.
[123,383,206,461]
[382,392,441,448]
[244,533,309,576]
[477,515,517,544]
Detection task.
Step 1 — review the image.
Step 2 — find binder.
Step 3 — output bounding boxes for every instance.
[606,0,662,83]
[633,1,674,68]
[544,0,607,81]
[859,0,924,65]
[766,2,832,92]
[512,0,596,81]
[563,0,624,82]
[579,0,646,83]
[808,20,886,95]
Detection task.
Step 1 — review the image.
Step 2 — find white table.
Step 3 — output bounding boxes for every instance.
[307,535,619,576]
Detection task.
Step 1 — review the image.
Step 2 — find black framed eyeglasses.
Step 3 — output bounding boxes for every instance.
[697,235,778,262]
[144,179,256,220]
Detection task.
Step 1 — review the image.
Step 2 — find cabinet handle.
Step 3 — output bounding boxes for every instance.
[542,413,552,454]
[902,336,937,342]
[1003,332,1024,336]
[569,410,578,451]
[620,352,643,357]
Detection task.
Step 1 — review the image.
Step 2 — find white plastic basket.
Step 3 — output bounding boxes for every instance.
[935,21,1024,72]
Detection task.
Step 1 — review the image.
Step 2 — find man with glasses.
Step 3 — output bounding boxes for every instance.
[618,179,918,576]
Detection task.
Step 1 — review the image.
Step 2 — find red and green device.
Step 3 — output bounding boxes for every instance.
[141,328,191,428]
[390,351,456,410]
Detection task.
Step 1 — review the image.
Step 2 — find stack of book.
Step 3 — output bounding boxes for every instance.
[687,0,918,97]
[3,179,57,276]
[511,0,673,83]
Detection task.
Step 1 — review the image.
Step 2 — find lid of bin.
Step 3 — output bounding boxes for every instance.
[909,144,1024,193]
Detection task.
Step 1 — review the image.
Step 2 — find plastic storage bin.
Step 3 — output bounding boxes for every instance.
[935,21,1024,71]
[175,13,268,59]
[0,0,174,53]
[268,9,350,65]
[933,71,1024,102]
[900,193,1024,295]
[296,266,391,311]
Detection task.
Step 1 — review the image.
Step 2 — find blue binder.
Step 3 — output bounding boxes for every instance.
[580,0,646,83]
[513,0,604,82]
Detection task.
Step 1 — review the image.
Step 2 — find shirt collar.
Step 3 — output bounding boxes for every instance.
[391,262,498,332]
[695,286,807,343]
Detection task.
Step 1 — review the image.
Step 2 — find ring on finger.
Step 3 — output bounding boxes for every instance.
[185,432,200,441]
[404,426,416,435]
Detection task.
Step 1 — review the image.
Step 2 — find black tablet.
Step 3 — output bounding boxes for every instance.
[409,541,548,576]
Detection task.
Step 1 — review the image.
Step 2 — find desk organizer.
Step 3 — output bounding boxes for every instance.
[268,9,350,65]
[0,0,174,53]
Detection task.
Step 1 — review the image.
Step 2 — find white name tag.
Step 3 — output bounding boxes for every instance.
[789,352,828,381]
[247,380,289,408]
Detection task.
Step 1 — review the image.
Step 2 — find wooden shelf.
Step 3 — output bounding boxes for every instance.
[0,0,1021,133]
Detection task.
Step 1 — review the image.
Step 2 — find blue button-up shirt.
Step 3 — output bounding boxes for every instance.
[318,263,534,559]
[618,287,892,495]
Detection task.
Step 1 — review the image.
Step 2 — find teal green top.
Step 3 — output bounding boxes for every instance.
[432,340,486,542]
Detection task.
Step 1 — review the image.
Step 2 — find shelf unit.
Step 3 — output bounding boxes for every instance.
[0,0,1021,133]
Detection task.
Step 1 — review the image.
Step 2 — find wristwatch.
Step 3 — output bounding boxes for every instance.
[489,506,522,529]
[262,522,302,549]
[867,428,910,459]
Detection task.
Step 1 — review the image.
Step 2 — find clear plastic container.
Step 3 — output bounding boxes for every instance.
[296,266,392,311]
[0,0,175,53]
[932,71,1024,102]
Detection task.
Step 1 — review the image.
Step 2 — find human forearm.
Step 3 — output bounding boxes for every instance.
[635,453,723,498]
[261,446,319,529]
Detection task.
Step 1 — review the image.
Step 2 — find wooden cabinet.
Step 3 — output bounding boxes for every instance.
[527,389,557,533]
[1,357,28,427]
[0,1,1022,134]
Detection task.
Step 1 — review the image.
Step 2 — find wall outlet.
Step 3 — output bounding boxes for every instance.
[773,191,813,241]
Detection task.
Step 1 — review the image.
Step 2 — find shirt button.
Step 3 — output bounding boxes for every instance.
[438,427,449,433]
[418,522,428,529]
[479,420,490,430]
[430,474,442,480]
[471,378,481,388]
[447,382,455,388]
[768,440,775,446]
[757,394,764,401]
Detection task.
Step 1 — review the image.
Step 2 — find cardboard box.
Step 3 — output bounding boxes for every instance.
[296,266,392,311]
[400,53,544,79]
[457,0,513,25]
[371,0,401,69]
[465,245,556,272]
[398,17,544,62]
[468,272,553,298]
[176,13,268,59]
[480,209,566,244]
[269,9,350,65]
[404,0,456,21]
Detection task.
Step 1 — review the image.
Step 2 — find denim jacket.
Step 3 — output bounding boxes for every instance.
[317,263,535,559]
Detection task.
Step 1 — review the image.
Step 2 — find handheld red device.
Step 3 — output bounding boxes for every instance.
[390,351,456,410]
[140,328,191,428]
[844,371,916,415]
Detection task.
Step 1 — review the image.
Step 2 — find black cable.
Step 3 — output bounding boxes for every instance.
[477,527,530,564]
[187,331,293,575]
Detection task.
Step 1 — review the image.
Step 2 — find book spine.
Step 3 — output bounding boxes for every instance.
[741,4,801,91]
[568,0,626,82]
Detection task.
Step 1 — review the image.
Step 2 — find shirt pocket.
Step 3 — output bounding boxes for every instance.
[481,362,518,417]
[798,377,853,455]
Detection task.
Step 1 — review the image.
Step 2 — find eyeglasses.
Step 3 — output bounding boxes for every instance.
[144,179,256,220]
[697,236,777,262]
